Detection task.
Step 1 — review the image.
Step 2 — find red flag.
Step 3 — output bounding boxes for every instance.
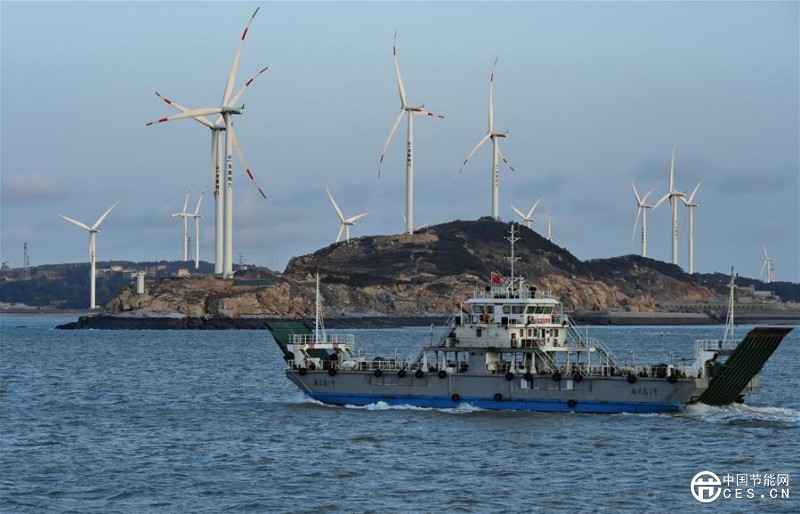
[491,272,502,284]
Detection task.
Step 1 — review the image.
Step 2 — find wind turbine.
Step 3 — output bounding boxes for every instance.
[681,181,703,274]
[59,202,118,310]
[147,7,266,278]
[378,31,444,235]
[510,197,543,229]
[761,246,775,283]
[631,181,655,257]
[546,214,555,242]
[653,144,685,265]
[326,187,372,243]
[171,186,192,261]
[191,190,205,269]
[460,58,515,220]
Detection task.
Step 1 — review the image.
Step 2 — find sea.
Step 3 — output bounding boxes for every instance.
[1,315,798,513]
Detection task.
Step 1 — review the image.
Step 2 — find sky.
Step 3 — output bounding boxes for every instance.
[1,1,798,282]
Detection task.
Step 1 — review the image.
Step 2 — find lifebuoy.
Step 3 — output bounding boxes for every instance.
[523,372,533,382]
[451,393,460,403]
[480,313,489,323]
[552,372,561,382]
[505,372,515,381]
[627,373,637,384]
[398,369,407,378]
[573,373,583,383]
[328,368,337,377]
[493,393,503,402]
[373,369,383,377]
[299,367,308,376]
[567,399,577,409]
[415,370,424,379]
[438,370,447,379]
[667,374,677,384]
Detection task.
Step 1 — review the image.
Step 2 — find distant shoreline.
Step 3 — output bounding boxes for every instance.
[46,310,800,330]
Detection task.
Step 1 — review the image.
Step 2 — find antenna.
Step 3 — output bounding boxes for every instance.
[314,270,327,344]
[506,223,520,291]
[23,242,30,280]
[723,266,736,343]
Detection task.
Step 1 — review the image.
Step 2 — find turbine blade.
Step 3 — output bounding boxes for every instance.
[91,202,118,230]
[326,187,346,222]
[641,189,655,205]
[764,245,769,260]
[182,187,192,214]
[146,107,222,126]
[155,91,215,129]
[687,180,704,204]
[631,180,642,204]
[58,214,92,232]
[230,127,267,198]
[418,109,445,119]
[393,31,407,108]
[632,207,642,251]
[527,196,544,219]
[346,211,373,224]
[497,145,515,172]
[460,133,491,173]
[194,190,205,215]
[510,204,526,220]
[228,66,269,107]
[669,143,677,192]
[336,224,344,243]
[489,57,498,132]
[379,109,406,172]
[223,7,259,106]
[652,193,670,210]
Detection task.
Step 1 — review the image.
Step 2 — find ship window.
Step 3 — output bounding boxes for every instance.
[526,306,536,314]
[543,306,554,314]
[485,305,494,313]
[534,306,545,314]
[502,306,512,314]
[476,328,483,337]
[512,306,524,314]
[471,305,484,314]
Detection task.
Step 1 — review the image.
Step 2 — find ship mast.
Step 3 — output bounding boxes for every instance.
[722,266,736,343]
[314,270,326,344]
[506,223,520,292]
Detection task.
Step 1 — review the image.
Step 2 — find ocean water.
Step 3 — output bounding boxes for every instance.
[1,316,798,513]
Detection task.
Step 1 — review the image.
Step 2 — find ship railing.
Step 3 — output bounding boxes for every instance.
[474,287,554,300]
[694,339,738,353]
[564,316,619,369]
[291,333,355,346]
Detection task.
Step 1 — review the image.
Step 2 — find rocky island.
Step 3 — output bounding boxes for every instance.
[57,219,799,329]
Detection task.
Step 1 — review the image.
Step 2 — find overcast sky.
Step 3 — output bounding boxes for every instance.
[1,1,798,282]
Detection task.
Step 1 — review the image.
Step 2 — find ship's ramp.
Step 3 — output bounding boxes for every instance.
[265,321,312,361]
[698,327,793,406]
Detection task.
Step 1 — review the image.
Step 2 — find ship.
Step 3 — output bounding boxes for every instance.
[268,225,792,413]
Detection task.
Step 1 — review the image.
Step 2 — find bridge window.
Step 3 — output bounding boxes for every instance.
[512,306,525,314]
[502,306,512,314]
[543,306,554,314]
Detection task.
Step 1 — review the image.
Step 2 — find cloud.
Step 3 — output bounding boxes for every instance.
[1,172,59,205]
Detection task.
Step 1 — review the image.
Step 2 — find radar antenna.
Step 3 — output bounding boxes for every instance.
[314,270,327,344]
[506,223,521,291]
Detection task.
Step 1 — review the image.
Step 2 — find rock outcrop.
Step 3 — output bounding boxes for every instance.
[105,218,725,320]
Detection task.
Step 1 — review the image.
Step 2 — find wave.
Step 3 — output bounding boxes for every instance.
[343,401,485,414]
[681,402,800,424]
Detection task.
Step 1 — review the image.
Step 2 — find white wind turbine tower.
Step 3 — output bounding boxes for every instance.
[191,190,205,269]
[58,202,118,310]
[653,144,686,265]
[761,246,775,283]
[147,7,266,279]
[631,180,655,257]
[379,31,445,235]
[546,214,555,242]
[510,197,543,229]
[326,187,372,243]
[461,58,515,220]
[171,186,192,261]
[681,181,703,274]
